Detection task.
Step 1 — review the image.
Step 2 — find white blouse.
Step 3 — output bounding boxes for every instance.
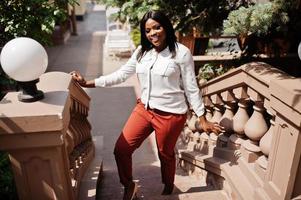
[95,43,205,117]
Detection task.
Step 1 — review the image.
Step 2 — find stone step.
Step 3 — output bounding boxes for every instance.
[78,154,103,200]
[77,134,104,199]
[142,190,229,200]
[93,157,230,200]
[222,164,254,200]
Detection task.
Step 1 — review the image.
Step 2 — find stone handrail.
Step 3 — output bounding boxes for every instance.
[178,62,301,200]
[0,72,94,200]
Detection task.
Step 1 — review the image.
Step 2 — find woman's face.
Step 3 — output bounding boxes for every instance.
[145,18,167,51]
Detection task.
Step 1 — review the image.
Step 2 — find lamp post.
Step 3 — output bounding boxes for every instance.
[0,37,48,102]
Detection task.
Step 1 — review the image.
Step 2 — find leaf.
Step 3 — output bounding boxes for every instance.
[54,10,60,15]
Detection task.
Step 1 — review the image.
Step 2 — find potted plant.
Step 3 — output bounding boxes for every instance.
[223,0,300,57]
[197,62,235,85]
[163,0,253,55]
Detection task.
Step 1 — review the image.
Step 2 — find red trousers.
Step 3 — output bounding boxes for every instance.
[114,99,187,187]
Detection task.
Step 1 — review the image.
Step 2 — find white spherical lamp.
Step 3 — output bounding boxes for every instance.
[0,37,48,102]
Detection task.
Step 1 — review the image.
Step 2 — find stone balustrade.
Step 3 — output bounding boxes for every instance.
[178,62,301,200]
[0,72,94,199]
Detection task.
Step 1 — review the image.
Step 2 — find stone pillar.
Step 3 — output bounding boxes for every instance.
[0,72,94,200]
[209,94,223,147]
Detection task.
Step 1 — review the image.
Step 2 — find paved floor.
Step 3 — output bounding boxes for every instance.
[47,2,228,200]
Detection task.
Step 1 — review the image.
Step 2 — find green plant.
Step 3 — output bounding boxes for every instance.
[0,151,18,200]
[130,28,141,47]
[0,0,77,94]
[173,0,253,36]
[198,63,216,81]
[0,61,18,101]
[197,63,234,81]
[100,0,160,27]
[223,6,253,37]
[0,0,78,47]
[100,0,253,36]
[223,2,289,37]
[223,0,301,57]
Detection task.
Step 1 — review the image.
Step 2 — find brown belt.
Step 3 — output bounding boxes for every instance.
[136,98,179,116]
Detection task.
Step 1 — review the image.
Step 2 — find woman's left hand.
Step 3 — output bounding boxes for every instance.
[198,115,225,134]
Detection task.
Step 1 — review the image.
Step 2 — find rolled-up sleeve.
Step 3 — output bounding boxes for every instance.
[179,50,205,117]
[94,47,140,87]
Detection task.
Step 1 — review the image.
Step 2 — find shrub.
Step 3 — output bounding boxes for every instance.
[0,0,76,46]
[223,2,289,37]
[0,151,18,200]
[130,28,140,47]
[197,63,234,81]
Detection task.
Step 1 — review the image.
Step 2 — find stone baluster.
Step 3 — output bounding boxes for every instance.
[82,106,89,141]
[83,106,90,141]
[218,90,236,147]
[197,96,214,154]
[186,109,192,124]
[187,111,198,133]
[74,101,82,146]
[79,104,86,142]
[79,105,90,163]
[84,106,91,137]
[256,117,275,172]
[192,116,203,152]
[182,126,193,145]
[70,99,85,172]
[75,115,82,146]
[178,111,193,151]
[204,96,213,121]
[78,104,84,136]
[229,87,249,150]
[209,94,224,147]
[66,99,75,154]
[186,111,199,151]
[71,102,80,147]
[242,88,268,163]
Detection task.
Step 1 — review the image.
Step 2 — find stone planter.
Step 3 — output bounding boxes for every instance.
[237,34,291,57]
[178,34,209,55]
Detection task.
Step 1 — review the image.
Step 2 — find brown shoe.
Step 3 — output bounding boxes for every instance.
[161,184,174,195]
[123,181,138,200]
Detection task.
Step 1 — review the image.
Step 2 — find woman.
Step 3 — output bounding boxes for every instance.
[71,10,224,200]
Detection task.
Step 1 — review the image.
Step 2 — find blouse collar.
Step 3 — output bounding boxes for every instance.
[150,46,170,56]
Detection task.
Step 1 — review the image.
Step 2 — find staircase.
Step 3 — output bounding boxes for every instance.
[88,131,229,200]
[45,2,301,199]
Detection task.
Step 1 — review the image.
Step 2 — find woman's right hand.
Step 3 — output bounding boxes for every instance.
[70,71,86,86]
[70,71,96,88]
